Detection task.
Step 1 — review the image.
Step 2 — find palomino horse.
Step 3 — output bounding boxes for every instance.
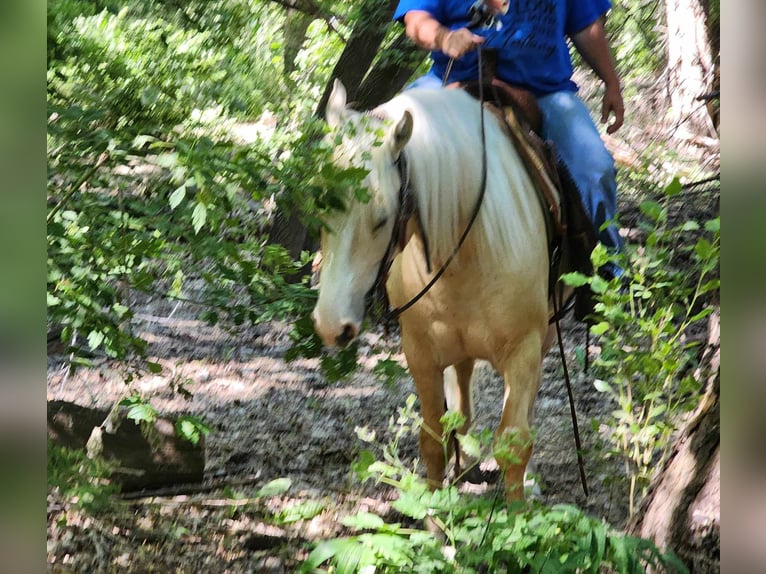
[312,79,561,501]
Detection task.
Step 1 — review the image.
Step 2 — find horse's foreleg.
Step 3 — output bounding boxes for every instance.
[444,359,476,476]
[409,361,448,490]
[497,332,544,502]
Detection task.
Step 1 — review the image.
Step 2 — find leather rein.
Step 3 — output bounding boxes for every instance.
[368,51,491,324]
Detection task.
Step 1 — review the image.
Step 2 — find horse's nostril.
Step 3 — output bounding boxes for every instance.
[335,323,356,348]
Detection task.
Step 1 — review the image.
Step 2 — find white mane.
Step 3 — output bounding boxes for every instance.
[374,87,545,271]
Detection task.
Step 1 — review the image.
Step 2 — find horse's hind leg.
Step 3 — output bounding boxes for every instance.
[497,331,544,501]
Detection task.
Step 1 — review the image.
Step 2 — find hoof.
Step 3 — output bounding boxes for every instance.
[458,464,500,485]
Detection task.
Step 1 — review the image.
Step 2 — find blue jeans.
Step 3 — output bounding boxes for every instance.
[537,91,624,255]
[405,75,624,263]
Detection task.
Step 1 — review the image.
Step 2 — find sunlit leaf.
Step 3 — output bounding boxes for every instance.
[191,201,207,234]
[256,477,292,498]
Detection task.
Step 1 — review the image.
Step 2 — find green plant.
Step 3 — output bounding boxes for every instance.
[303,395,686,573]
[562,179,720,515]
[48,441,120,513]
[222,477,325,524]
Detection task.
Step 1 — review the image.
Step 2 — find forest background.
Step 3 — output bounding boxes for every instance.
[0,0,760,571]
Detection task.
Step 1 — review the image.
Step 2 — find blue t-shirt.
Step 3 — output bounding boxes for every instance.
[393,0,611,95]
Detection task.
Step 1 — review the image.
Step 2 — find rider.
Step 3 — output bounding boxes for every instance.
[393,0,625,279]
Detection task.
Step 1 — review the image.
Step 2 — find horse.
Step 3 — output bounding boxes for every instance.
[311,79,565,502]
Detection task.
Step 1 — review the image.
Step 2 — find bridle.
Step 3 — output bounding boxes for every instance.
[367,50,491,325]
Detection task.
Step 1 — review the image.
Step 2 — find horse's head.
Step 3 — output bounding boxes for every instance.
[311,80,413,348]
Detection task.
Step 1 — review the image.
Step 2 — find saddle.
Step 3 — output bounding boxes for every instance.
[449,50,597,320]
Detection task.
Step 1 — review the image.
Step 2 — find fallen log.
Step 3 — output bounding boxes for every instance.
[47,400,205,492]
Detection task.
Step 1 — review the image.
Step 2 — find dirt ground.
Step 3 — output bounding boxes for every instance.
[48,289,632,573]
[46,190,719,573]
[46,71,719,573]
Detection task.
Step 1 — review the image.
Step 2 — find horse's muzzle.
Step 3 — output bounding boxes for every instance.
[335,323,357,348]
[311,308,359,349]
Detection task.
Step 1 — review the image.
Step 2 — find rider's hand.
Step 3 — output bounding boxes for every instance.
[602,82,624,134]
[440,27,484,59]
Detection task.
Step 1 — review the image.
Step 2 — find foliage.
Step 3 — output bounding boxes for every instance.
[46,0,682,378]
[47,3,717,568]
[303,396,686,573]
[605,1,666,85]
[562,178,720,515]
[118,394,210,446]
[46,0,353,377]
[48,441,120,513]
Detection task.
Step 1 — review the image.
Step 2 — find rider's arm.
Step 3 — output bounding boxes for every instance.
[570,17,624,133]
[403,10,483,59]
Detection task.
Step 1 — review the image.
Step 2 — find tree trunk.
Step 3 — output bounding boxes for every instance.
[354,31,426,110]
[48,400,205,492]
[628,309,720,572]
[314,0,399,117]
[664,0,717,138]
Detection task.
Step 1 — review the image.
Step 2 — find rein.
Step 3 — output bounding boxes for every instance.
[369,49,491,324]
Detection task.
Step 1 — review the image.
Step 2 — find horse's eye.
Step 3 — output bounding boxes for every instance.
[372,217,389,233]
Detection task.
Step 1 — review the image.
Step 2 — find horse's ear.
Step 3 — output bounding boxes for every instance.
[391,110,413,156]
[326,79,347,128]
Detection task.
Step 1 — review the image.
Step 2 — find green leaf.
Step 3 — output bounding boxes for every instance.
[154,152,178,169]
[590,322,609,336]
[146,361,162,374]
[648,404,667,419]
[132,134,156,149]
[169,185,186,210]
[125,403,157,424]
[456,433,482,459]
[362,532,411,563]
[342,511,385,531]
[392,490,429,520]
[140,85,161,107]
[373,357,408,385]
[560,272,589,288]
[440,410,466,436]
[680,220,700,231]
[639,200,664,222]
[175,416,209,445]
[590,275,609,294]
[367,461,399,478]
[192,202,207,234]
[352,449,376,482]
[355,427,377,443]
[590,243,610,269]
[277,500,325,524]
[256,477,292,498]
[302,538,357,572]
[593,379,615,395]
[694,238,714,260]
[699,279,720,295]
[688,307,714,323]
[87,329,105,350]
[663,176,683,197]
[704,217,720,232]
